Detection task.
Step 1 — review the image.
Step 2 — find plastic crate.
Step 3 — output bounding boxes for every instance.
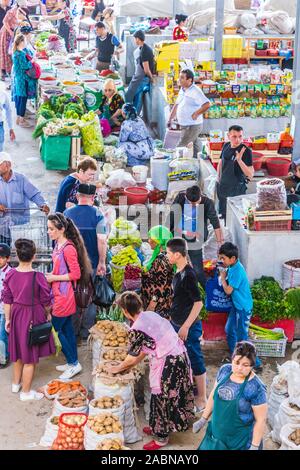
[252,143,266,150]
[249,328,287,357]
[255,220,292,231]
[209,142,224,150]
[267,142,280,151]
[292,203,300,220]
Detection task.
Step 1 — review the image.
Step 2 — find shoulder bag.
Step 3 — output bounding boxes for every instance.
[28,272,52,347]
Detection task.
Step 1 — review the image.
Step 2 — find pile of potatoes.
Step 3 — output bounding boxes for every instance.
[289,429,300,445]
[103,328,128,348]
[94,320,128,348]
[91,396,123,410]
[96,438,126,450]
[96,361,129,377]
[58,390,87,408]
[87,413,122,435]
[103,348,127,361]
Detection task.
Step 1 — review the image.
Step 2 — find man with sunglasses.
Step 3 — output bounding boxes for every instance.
[169,184,223,288]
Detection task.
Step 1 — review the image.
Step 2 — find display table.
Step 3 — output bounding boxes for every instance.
[150,81,290,141]
[202,117,290,135]
[226,194,300,285]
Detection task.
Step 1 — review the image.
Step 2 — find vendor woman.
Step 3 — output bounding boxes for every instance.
[173,14,188,41]
[97,79,124,129]
[141,225,174,319]
[110,291,194,451]
[195,341,267,450]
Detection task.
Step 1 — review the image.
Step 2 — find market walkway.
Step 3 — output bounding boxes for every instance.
[0,83,279,451]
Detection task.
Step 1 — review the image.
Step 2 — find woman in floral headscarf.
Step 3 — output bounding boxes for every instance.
[141,225,174,319]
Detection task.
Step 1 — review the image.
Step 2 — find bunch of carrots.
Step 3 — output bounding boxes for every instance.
[47,380,86,396]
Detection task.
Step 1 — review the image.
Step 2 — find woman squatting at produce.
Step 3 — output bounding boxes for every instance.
[109,291,194,451]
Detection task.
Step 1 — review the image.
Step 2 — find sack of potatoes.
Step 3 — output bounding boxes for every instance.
[58,390,87,408]
[102,347,127,361]
[102,327,128,348]
[87,413,123,435]
[96,438,128,450]
[91,396,124,410]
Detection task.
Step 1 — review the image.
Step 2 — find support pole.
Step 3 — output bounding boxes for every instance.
[292,0,300,161]
[215,0,225,70]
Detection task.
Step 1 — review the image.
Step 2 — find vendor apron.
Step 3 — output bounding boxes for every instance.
[125,47,147,103]
[199,372,253,450]
[179,203,201,244]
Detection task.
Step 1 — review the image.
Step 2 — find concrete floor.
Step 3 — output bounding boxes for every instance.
[0,83,284,451]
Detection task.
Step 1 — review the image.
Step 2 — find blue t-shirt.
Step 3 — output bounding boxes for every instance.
[64,205,107,269]
[227,260,253,312]
[217,364,267,449]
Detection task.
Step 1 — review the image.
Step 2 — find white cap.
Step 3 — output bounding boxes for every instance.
[0,152,12,165]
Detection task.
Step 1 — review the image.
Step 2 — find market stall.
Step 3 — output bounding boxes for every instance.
[32,25,126,170]
[226,193,300,284]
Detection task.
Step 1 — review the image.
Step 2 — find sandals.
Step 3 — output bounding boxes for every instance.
[143,440,168,451]
[18,119,33,128]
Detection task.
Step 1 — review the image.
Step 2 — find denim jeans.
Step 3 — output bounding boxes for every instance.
[126,77,150,115]
[0,314,8,364]
[0,123,4,152]
[52,315,78,366]
[225,306,262,367]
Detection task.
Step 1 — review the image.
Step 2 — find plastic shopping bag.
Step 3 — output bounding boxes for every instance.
[93,276,116,308]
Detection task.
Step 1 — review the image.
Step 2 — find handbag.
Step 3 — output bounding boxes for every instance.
[28,272,52,347]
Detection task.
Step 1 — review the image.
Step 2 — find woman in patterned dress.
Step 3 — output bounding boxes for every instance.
[173,14,188,41]
[0,5,28,77]
[12,34,37,128]
[141,225,174,319]
[118,103,154,167]
[110,292,194,450]
[110,292,194,451]
[97,79,125,129]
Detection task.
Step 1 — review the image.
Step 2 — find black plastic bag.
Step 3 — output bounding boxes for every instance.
[93,276,116,307]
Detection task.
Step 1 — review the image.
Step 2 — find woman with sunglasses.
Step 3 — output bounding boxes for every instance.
[97,79,124,130]
[195,341,267,450]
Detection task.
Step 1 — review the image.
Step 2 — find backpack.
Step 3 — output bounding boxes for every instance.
[25,54,42,79]
[62,246,95,310]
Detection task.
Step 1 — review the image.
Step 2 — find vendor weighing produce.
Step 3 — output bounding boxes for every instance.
[217,125,254,221]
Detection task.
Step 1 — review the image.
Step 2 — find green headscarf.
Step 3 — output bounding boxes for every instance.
[145,225,173,271]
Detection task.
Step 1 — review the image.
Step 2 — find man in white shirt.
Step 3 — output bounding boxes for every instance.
[167,69,210,158]
[0,90,15,152]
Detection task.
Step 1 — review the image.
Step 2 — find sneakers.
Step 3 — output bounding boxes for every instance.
[59,362,82,380]
[20,390,44,401]
[12,383,22,393]
[56,363,70,372]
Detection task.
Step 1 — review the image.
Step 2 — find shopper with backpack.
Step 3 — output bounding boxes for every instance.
[46,213,93,380]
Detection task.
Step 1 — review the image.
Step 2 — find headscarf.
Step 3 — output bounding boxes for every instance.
[145,225,173,271]
[122,103,137,121]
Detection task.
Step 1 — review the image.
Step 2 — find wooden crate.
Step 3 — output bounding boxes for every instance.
[70,137,81,170]
[254,209,292,231]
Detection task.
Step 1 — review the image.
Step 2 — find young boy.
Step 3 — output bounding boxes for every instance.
[218,242,262,370]
[0,243,11,368]
[166,238,207,412]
